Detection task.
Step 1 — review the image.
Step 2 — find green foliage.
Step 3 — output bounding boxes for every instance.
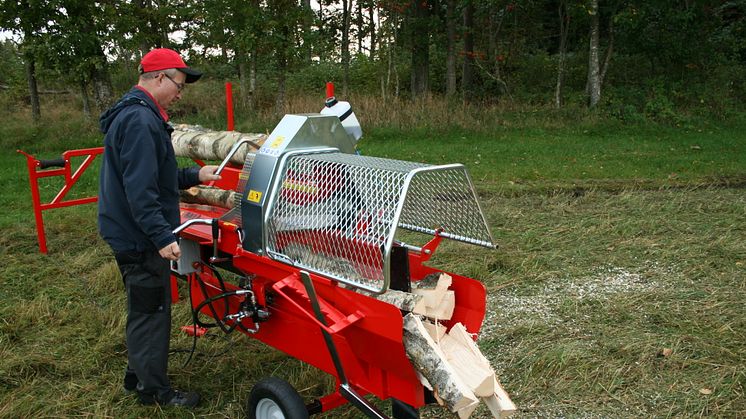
[0,40,24,92]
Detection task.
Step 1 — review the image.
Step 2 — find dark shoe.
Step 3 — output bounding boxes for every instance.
[139,389,200,408]
[123,372,138,393]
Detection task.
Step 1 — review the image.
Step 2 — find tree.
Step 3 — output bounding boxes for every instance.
[555,0,569,108]
[445,0,457,96]
[47,0,115,112]
[587,0,601,108]
[408,0,431,98]
[462,0,475,102]
[341,0,352,95]
[0,0,57,121]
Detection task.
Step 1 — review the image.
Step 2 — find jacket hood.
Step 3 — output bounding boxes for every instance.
[99,87,159,134]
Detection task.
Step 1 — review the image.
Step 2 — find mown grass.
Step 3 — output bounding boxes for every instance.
[0,91,744,418]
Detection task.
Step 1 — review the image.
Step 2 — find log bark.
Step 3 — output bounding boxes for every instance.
[587,0,601,108]
[402,314,478,413]
[373,289,427,315]
[171,124,267,165]
[180,186,240,209]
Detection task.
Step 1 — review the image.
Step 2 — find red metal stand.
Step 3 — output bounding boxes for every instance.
[225,82,235,131]
[17,147,104,254]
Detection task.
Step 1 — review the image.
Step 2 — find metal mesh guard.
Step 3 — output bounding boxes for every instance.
[265,152,494,293]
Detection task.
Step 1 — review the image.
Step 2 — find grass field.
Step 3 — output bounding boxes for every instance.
[0,95,744,418]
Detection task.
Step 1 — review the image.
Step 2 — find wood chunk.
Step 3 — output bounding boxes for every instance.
[402,314,478,412]
[413,272,452,291]
[422,320,448,341]
[413,287,445,308]
[424,290,455,320]
[447,323,488,366]
[371,289,427,315]
[440,334,495,397]
[445,323,516,417]
[456,400,481,419]
[483,376,517,418]
[412,273,455,320]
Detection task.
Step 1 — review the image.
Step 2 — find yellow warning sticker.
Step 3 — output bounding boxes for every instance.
[269,136,285,148]
[247,190,263,203]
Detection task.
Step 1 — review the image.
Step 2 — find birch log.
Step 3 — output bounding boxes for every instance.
[373,289,428,315]
[402,313,479,412]
[171,124,267,165]
[180,186,240,209]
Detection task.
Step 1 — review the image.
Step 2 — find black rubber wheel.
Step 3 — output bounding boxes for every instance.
[247,377,309,419]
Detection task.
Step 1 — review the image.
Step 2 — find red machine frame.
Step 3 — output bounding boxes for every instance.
[175,163,487,417]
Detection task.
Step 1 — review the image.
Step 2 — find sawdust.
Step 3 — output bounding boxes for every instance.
[480,262,675,339]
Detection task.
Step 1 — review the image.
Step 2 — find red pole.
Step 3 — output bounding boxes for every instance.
[18,151,48,253]
[326,82,335,99]
[226,82,235,131]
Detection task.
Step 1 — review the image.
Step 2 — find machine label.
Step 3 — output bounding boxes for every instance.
[247,190,263,203]
[269,136,285,148]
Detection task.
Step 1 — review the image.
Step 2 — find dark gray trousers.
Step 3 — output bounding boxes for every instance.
[115,249,173,401]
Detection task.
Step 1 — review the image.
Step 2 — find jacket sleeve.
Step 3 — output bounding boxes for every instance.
[119,114,176,250]
[178,166,201,189]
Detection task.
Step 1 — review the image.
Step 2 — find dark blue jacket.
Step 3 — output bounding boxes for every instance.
[98,87,200,253]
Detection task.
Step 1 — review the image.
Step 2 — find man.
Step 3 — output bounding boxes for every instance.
[98,48,219,408]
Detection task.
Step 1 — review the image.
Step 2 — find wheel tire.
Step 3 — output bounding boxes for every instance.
[247,377,309,419]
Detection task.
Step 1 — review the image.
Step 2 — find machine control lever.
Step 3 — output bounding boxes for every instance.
[215,138,258,175]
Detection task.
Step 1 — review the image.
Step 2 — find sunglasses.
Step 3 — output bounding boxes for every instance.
[162,73,185,92]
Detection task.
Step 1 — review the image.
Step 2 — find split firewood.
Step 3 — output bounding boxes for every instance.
[372,289,427,315]
[180,185,240,209]
[422,319,448,341]
[440,333,495,397]
[412,319,517,418]
[412,273,455,320]
[483,378,517,419]
[171,124,267,165]
[447,323,516,418]
[402,314,479,413]
[424,290,455,320]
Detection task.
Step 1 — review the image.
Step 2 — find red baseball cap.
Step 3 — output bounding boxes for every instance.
[139,48,202,83]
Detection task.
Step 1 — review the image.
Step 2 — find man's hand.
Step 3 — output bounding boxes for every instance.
[199,165,222,182]
[159,242,181,261]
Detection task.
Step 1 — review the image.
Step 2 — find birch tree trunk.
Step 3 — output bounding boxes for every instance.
[302,0,313,63]
[599,16,614,90]
[462,2,475,103]
[250,49,257,109]
[587,0,601,108]
[410,0,430,99]
[238,57,249,109]
[369,4,376,58]
[446,0,457,96]
[357,1,364,55]
[80,79,91,118]
[555,0,569,109]
[341,0,351,97]
[25,57,41,122]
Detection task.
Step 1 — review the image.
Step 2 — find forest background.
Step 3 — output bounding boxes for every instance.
[0,1,745,418]
[1,0,745,122]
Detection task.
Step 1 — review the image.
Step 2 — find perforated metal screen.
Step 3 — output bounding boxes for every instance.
[263,152,494,293]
